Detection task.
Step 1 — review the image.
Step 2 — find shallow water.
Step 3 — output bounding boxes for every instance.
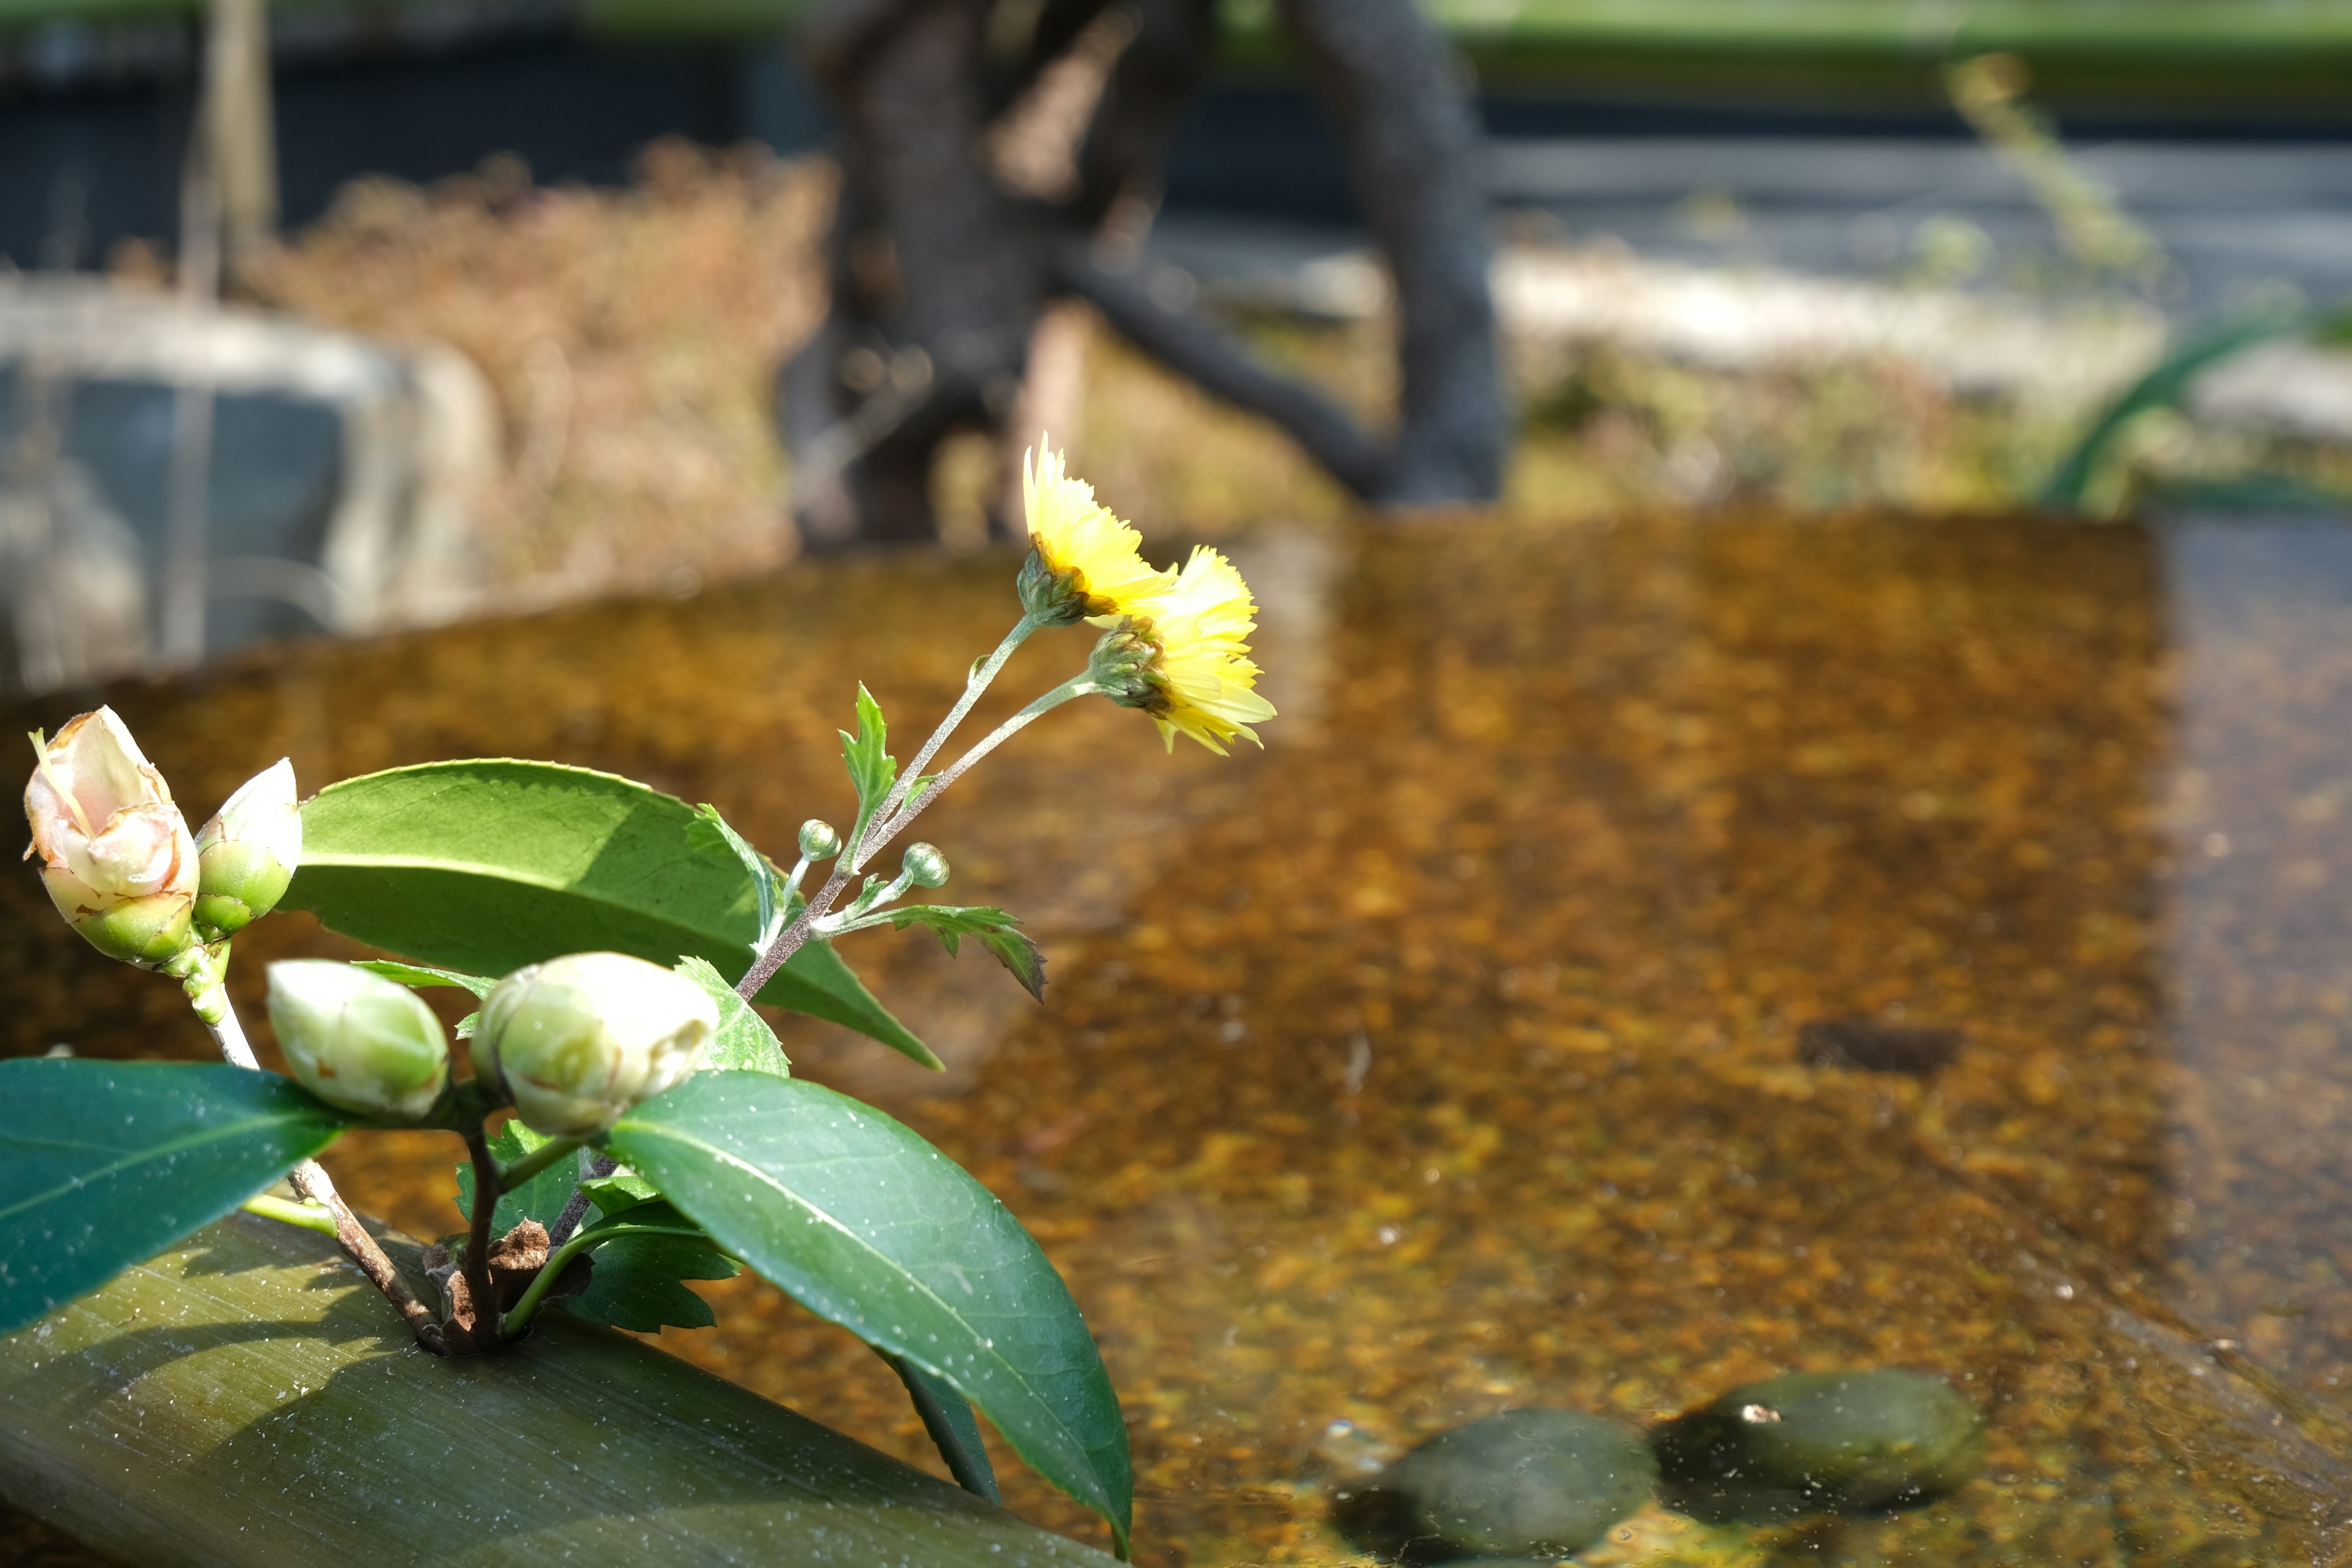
[7,514,2352,1566]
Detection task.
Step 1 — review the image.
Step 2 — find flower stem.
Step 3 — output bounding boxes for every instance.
[460,1126,502,1342]
[197,984,445,1354]
[501,1223,725,1337]
[858,614,1041,870]
[863,676,1097,858]
[242,1192,337,1235]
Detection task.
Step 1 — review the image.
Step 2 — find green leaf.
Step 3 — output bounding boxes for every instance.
[887,905,1047,1001]
[674,956,791,1078]
[284,760,939,1068]
[605,1072,1132,1555]
[561,1202,741,1334]
[688,804,785,949]
[840,685,897,853]
[884,1349,1003,1503]
[581,1170,662,1216]
[0,1060,349,1337]
[455,1121,578,1235]
[352,960,497,998]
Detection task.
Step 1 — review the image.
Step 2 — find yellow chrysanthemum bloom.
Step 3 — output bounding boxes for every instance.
[1017,445,1171,625]
[1091,546,1277,755]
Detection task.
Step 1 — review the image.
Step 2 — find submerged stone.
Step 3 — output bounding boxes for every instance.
[1653,1369,1986,1523]
[1332,1408,1658,1564]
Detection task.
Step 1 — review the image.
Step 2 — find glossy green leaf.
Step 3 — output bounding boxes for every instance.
[675,956,791,1077]
[455,1121,577,1235]
[352,960,497,997]
[0,1060,349,1337]
[605,1072,1132,1555]
[886,905,1047,1001]
[840,685,897,852]
[284,760,938,1067]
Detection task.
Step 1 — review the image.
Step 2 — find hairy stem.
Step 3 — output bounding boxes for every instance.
[864,676,1096,857]
[858,614,1040,872]
[503,1223,726,1336]
[203,989,445,1354]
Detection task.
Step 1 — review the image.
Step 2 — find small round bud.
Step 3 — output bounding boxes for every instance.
[194,758,302,938]
[798,819,842,861]
[473,952,718,1137]
[266,960,451,1122]
[901,842,949,889]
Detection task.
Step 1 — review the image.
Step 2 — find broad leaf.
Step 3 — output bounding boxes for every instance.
[840,685,897,853]
[887,905,1047,1001]
[0,1060,349,1337]
[352,960,496,998]
[675,956,791,1078]
[455,1121,578,1235]
[284,760,940,1068]
[885,1349,1003,1502]
[606,1072,1132,1555]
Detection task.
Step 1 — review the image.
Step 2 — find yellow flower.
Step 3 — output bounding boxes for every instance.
[1018,445,1171,624]
[1095,546,1277,755]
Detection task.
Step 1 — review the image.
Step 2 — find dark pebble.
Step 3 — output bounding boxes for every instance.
[1653,1368,1986,1523]
[1796,1019,1962,1076]
[1332,1408,1657,1564]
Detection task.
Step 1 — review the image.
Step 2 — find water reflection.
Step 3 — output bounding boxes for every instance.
[6,515,2352,1564]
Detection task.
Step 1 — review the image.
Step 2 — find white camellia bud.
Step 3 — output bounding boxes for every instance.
[23,707,200,967]
[473,952,718,1137]
[194,758,303,938]
[266,960,452,1121]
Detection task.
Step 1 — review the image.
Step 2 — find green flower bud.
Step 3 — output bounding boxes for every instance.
[473,952,718,1137]
[193,759,301,938]
[901,842,949,889]
[798,818,842,861]
[1085,620,1164,712]
[266,960,451,1122]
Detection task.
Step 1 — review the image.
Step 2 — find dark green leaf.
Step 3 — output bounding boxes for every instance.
[455,1120,578,1234]
[840,685,897,852]
[884,1349,1003,1503]
[606,1072,1131,1554]
[887,905,1047,1001]
[675,956,791,1078]
[0,1060,349,1337]
[284,760,938,1067]
[352,960,497,997]
[560,1202,741,1333]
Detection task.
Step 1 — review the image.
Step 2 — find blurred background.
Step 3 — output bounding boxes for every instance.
[2,0,2351,692]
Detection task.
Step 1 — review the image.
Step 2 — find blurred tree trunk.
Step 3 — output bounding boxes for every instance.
[783,0,1504,547]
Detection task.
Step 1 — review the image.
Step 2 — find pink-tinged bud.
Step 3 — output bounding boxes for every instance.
[23,707,199,967]
[194,758,302,937]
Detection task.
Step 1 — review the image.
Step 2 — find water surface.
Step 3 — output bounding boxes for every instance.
[6,514,2351,1566]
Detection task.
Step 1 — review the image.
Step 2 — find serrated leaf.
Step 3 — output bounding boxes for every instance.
[557,1198,739,1334]
[581,1170,663,1216]
[283,760,938,1067]
[840,685,897,853]
[0,1060,349,1337]
[455,1120,578,1235]
[563,1232,740,1333]
[352,960,497,998]
[605,1072,1131,1555]
[888,905,1047,1001]
[675,956,791,1078]
[689,804,785,949]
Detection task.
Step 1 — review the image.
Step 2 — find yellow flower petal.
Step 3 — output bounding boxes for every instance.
[1129,546,1276,755]
[1024,445,1170,619]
